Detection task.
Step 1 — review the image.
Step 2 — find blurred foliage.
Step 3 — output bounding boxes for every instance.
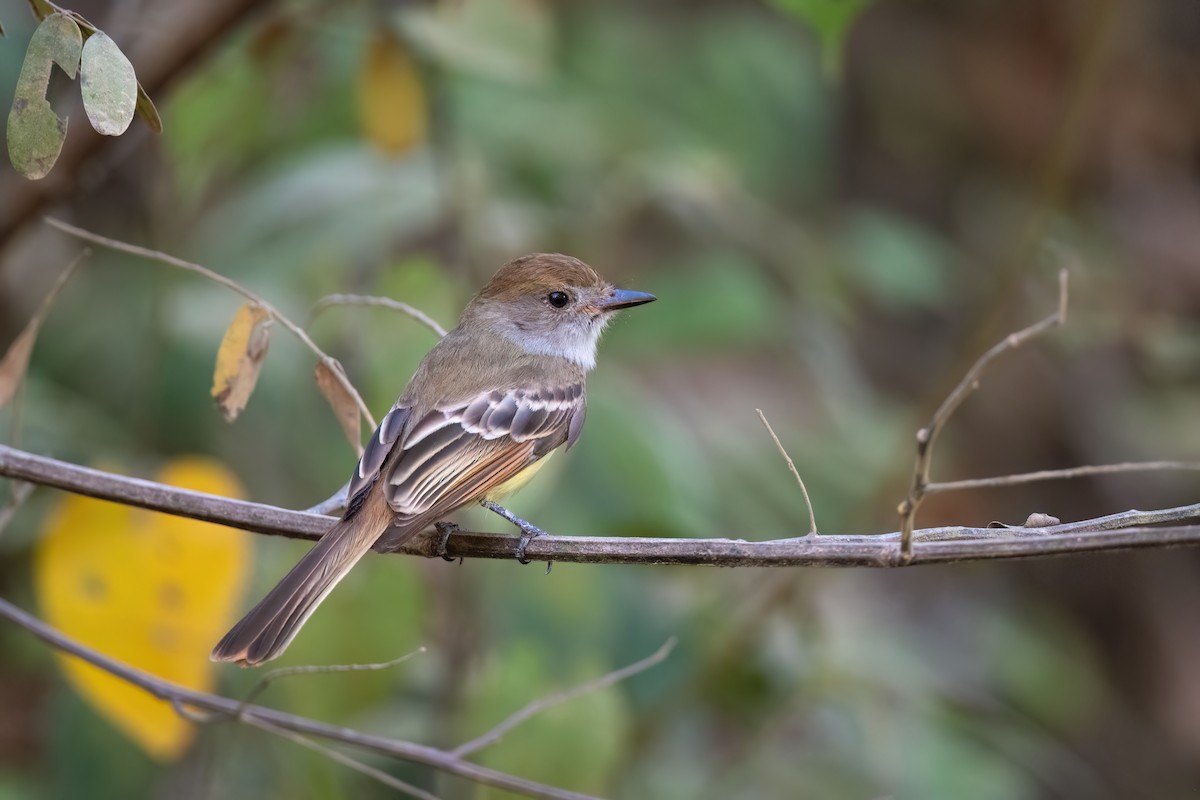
[2,0,1200,798]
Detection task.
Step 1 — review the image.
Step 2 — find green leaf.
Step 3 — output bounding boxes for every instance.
[768,0,871,77]
[80,31,137,135]
[6,13,82,179]
[27,0,162,133]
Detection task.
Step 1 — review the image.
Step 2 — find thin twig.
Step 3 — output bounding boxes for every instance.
[238,648,428,713]
[453,637,677,758]
[897,268,1069,562]
[305,480,350,515]
[0,596,595,800]
[243,717,442,800]
[0,481,34,537]
[2,443,1200,566]
[43,218,378,431]
[926,461,1200,493]
[756,409,817,536]
[312,294,448,339]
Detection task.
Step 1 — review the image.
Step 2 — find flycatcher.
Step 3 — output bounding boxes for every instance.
[212,254,655,666]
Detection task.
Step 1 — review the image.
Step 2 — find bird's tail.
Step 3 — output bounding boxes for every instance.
[211,485,394,666]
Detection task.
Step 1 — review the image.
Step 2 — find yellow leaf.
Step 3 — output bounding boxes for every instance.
[314,359,362,455]
[211,303,272,422]
[358,30,427,154]
[34,458,252,760]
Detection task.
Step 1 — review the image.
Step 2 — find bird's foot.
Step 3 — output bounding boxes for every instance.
[480,499,553,571]
[434,521,461,563]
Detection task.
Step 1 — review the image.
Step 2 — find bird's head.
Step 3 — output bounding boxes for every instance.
[464,253,656,369]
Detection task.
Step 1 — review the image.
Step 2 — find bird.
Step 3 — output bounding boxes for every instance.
[211,254,656,666]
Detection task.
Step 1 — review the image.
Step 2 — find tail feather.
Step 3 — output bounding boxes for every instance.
[211,486,395,666]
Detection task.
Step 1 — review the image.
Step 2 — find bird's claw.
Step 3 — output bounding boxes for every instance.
[513,522,552,570]
[435,521,461,563]
[514,526,544,565]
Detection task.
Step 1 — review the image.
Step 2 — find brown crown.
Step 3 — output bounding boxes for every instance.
[477,254,606,302]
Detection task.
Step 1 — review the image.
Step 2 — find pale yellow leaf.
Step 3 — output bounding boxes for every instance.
[34,458,252,760]
[211,303,272,422]
[315,360,362,455]
[357,30,427,154]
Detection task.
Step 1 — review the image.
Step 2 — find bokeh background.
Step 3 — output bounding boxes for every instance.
[3,0,1200,797]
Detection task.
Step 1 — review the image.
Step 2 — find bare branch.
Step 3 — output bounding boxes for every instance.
[241,717,441,800]
[305,480,350,515]
[898,268,1069,562]
[43,218,378,432]
[3,443,1200,567]
[0,595,597,800]
[0,481,34,538]
[756,409,817,536]
[927,461,1200,493]
[312,293,448,339]
[453,637,677,758]
[240,647,428,712]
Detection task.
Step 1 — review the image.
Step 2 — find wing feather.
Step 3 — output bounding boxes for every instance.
[368,382,585,552]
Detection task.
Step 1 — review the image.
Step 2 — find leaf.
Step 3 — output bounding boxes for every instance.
[26,0,162,134]
[314,360,362,455]
[767,0,872,77]
[0,328,37,410]
[399,0,553,85]
[80,31,136,135]
[210,303,273,422]
[34,458,252,760]
[0,251,86,408]
[134,83,162,134]
[6,13,82,179]
[357,29,427,154]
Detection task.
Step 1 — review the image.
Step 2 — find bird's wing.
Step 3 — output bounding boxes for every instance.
[351,383,585,552]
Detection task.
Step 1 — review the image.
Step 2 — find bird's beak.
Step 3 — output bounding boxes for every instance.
[597,288,657,311]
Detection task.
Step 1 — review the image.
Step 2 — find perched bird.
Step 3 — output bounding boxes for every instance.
[212,254,656,666]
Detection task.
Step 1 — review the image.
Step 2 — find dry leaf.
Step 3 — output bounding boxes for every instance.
[357,29,427,154]
[0,326,37,409]
[0,251,86,408]
[34,458,252,760]
[211,304,272,422]
[315,360,362,454]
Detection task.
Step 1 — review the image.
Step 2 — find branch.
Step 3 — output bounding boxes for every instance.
[0,596,596,800]
[311,294,448,339]
[43,218,378,431]
[897,268,1069,561]
[926,461,1200,493]
[756,409,817,536]
[452,637,677,758]
[4,443,1200,567]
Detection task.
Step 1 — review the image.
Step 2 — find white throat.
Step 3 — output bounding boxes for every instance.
[499,315,610,370]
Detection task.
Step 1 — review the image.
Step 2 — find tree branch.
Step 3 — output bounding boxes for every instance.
[4,443,1200,567]
[310,293,449,339]
[926,461,1200,493]
[0,595,596,800]
[897,268,1069,561]
[452,637,677,758]
[43,218,378,431]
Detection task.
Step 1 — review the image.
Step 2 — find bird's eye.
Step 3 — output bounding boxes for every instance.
[547,291,570,308]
